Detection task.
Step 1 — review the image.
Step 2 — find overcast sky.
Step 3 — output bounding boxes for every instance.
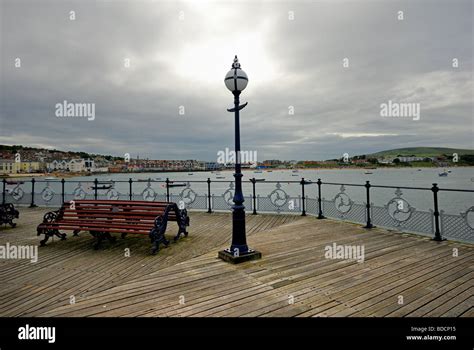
[0,0,472,161]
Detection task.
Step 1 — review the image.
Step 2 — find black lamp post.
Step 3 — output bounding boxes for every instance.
[218,56,262,264]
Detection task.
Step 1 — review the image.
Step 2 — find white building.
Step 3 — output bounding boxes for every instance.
[397,156,424,163]
[48,159,95,172]
[377,157,395,164]
[48,160,68,171]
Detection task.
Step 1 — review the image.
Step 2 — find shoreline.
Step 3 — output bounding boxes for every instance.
[1,165,472,179]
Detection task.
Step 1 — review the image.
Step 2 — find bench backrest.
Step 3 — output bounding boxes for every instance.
[59,200,179,222]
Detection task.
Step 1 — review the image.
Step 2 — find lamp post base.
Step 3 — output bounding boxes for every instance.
[218,249,262,264]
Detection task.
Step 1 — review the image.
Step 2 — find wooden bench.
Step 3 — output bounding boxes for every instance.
[36,200,190,254]
[0,203,19,227]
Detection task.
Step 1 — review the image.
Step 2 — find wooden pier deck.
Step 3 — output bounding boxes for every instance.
[0,207,472,317]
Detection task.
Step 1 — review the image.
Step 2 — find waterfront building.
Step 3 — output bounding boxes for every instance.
[0,159,43,174]
[396,156,425,163]
[48,159,95,173]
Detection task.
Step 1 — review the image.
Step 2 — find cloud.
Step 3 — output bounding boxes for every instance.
[1,0,472,161]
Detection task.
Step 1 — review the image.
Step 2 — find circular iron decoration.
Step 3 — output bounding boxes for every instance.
[180,183,197,205]
[11,184,24,201]
[73,183,87,200]
[385,188,415,223]
[141,181,156,201]
[460,206,474,230]
[41,185,55,202]
[223,182,235,206]
[106,188,120,200]
[334,185,353,214]
[268,182,289,208]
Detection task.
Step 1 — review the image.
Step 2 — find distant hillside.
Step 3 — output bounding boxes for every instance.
[0,144,122,161]
[368,147,474,158]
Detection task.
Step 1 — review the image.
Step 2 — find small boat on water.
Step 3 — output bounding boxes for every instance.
[438,171,448,177]
[253,170,263,174]
[5,180,24,185]
[364,171,373,175]
[91,185,112,190]
[155,178,162,181]
[448,170,452,173]
[168,182,187,188]
[417,169,422,171]
[188,173,194,175]
[291,174,299,177]
[137,179,151,182]
[216,176,225,179]
[292,170,299,173]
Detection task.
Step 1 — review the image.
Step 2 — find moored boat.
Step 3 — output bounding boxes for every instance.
[5,180,25,185]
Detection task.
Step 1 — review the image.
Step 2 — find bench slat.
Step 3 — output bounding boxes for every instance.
[62,210,172,216]
[72,200,172,207]
[43,226,150,235]
[40,221,155,230]
[62,212,177,218]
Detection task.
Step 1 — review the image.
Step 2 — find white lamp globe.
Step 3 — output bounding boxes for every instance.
[224,55,248,93]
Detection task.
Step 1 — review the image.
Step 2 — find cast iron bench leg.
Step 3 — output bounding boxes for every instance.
[149,213,170,255]
[173,208,189,242]
[37,210,66,246]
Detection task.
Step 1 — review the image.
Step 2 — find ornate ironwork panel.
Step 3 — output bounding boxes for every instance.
[141,180,157,201]
[442,208,474,243]
[72,182,88,200]
[333,185,354,216]
[384,188,416,224]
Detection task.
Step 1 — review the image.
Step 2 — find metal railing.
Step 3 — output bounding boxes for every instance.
[2,177,473,243]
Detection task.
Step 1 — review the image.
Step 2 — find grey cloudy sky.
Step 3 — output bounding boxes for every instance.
[1,0,472,161]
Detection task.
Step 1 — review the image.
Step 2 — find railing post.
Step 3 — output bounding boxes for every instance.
[94,178,98,200]
[2,178,6,204]
[61,178,65,204]
[251,178,257,215]
[363,181,374,228]
[431,183,444,241]
[166,178,170,202]
[300,177,306,216]
[129,178,133,200]
[207,178,212,213]
[317,179,325,219]
[30,178,37,208]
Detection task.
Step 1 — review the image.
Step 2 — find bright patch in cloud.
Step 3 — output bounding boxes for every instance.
[327,132,400,138]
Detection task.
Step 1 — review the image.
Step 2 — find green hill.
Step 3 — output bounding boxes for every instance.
[368,147,474,158]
